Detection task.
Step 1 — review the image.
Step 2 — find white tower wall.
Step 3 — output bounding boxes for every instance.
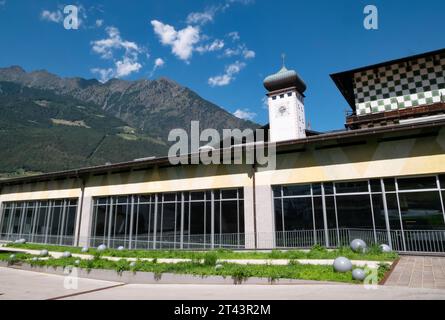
[268,89,306,142]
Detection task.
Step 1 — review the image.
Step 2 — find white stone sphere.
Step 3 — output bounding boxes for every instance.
[15,239,26,244]
[333,257,353,273]
[97,244,107,252]
[117,246,125,251]
[350,239,367,253]
[352,268,367,281]
[380,244,392,253]
[129,261,136,267]
[40,249,49,257]
[215,264,223,270]
[74,260,81,265]
[81,247,89,253]
[62,251,72,258]
[9,254,16,260]
[32,257,39,262]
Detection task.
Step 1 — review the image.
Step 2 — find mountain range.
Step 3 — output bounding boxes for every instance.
[0,66,257,178]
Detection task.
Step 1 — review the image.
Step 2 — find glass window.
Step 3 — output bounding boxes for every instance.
[281,197,313,231]
[190,202,205,235]
[336,195,374,229]
[22,205,35,236]
[324,183,334,195]
[385,194,402,230]
[282,184,311,197]
[371,194,387,229]
[440,175,445,189]
[274,199,283,232]
[1,205,11,234]
[221,200,238,234]
[384,178,396,192]
[335,181,368,194]
[370,179,382,192]
[398,192,445,230]
[272,186,282,198]
[325,196,337,229]
[397,176,437,191]
[312,184,322,196]
[221,189,238,199]
[313,197,324,230]
[93,205,108,238]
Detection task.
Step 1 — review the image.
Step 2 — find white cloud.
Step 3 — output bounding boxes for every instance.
[154,58,165,68]
[227,31,240,41]
[92,26,141,59]
[196,39,224,53]
[186,9,215,25]
[41,10,63,23]
[115,57,142,77]
[208,61,245,87]
[233,108,256,121]
[151,20,200,62]
[95,19,104,27]
[243,49,255,59]
[0,1,6,7]
[91,26,143,81]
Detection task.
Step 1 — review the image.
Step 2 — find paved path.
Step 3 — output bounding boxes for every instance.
[385,256,445,289]
[0,266,444,300]
[0,267,121,300]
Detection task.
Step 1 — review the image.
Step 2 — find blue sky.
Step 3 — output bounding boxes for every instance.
[0,0,444,131]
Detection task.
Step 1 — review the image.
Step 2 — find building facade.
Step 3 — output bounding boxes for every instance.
[1,49,445,253]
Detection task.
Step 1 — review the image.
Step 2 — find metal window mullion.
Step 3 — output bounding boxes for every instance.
[59,200,67,245]
[211,190,215,249]
[395,179,407,252]
[321,183,329,247]
[128,195,135,250]
[368,180,378,244]
[153,194,158,249]
[107,197,114,248]
[333,183,340,246]
[380,179,393,249]
[180,192,184,249]
[31,203,39,242]
[310,185,316,245]
[18,203,26,238]
[436,175,445,225]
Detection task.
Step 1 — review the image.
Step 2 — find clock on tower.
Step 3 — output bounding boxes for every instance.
[263,59,307,142]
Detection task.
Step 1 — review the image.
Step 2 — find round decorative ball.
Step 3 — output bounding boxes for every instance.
[62,251,72,258]
[97,244,107,252]
[9,254,16,260]
[215,264,223,270]
[117,246,125,251]
[333,257,353,273]
[40,249,49,257]
[129,261,136,268]
[32,257,39,262]
[352,268,366,281]
[350,239,367,253]
[81,247,89,253]
[380,244,392,253]
[74,260,80,265]
[15,238,26,244]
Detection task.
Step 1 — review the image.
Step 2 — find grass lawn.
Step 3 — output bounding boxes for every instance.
[5,243,398,262]
[0,252,391,284]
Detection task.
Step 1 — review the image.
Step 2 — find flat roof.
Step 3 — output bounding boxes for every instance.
[1,118,445,187]
[330,48,445,110]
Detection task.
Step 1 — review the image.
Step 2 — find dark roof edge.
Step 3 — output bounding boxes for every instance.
[1,119,445,187]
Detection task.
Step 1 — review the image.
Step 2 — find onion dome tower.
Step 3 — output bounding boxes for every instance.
[263,56,307,142]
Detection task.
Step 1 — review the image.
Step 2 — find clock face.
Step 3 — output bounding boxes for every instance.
[276,105,289,117]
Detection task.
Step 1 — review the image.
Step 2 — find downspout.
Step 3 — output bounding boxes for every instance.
[76,175,86,247]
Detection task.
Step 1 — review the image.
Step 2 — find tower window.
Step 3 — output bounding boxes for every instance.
[288,92,292,97]
[280,94,285,99]
[272,96,277,100]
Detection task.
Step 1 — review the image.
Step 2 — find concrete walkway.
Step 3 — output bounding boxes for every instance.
[385,256,445,289]
[1,266,444,300]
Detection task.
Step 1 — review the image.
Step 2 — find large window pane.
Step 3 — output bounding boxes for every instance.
[0,205,11,234]
[274,199,283,232]
[190,202,205,235]
[221,201,238,234]
[22,204,35,236]
[398,192,445,230]
[281,197,313,231]
[335,181,368,194]
[398,176,437,191]
[385,194,402,230]
[325,196,337,229]
[313,197,324,230]
[10,206,23,234]
[371,194,387,229]
[282,185,311,197]
[336,195,373,229]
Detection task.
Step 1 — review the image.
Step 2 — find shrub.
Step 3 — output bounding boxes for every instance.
[203,251,218,266]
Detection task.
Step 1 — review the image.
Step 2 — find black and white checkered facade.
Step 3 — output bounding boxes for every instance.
[354,54,445,116]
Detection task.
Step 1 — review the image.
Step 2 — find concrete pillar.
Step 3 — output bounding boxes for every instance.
[255,184,275,249]
[243,186,255,249]
[76,195,93,247]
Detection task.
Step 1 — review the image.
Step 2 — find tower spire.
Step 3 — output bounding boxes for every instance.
[281,53,286,69]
